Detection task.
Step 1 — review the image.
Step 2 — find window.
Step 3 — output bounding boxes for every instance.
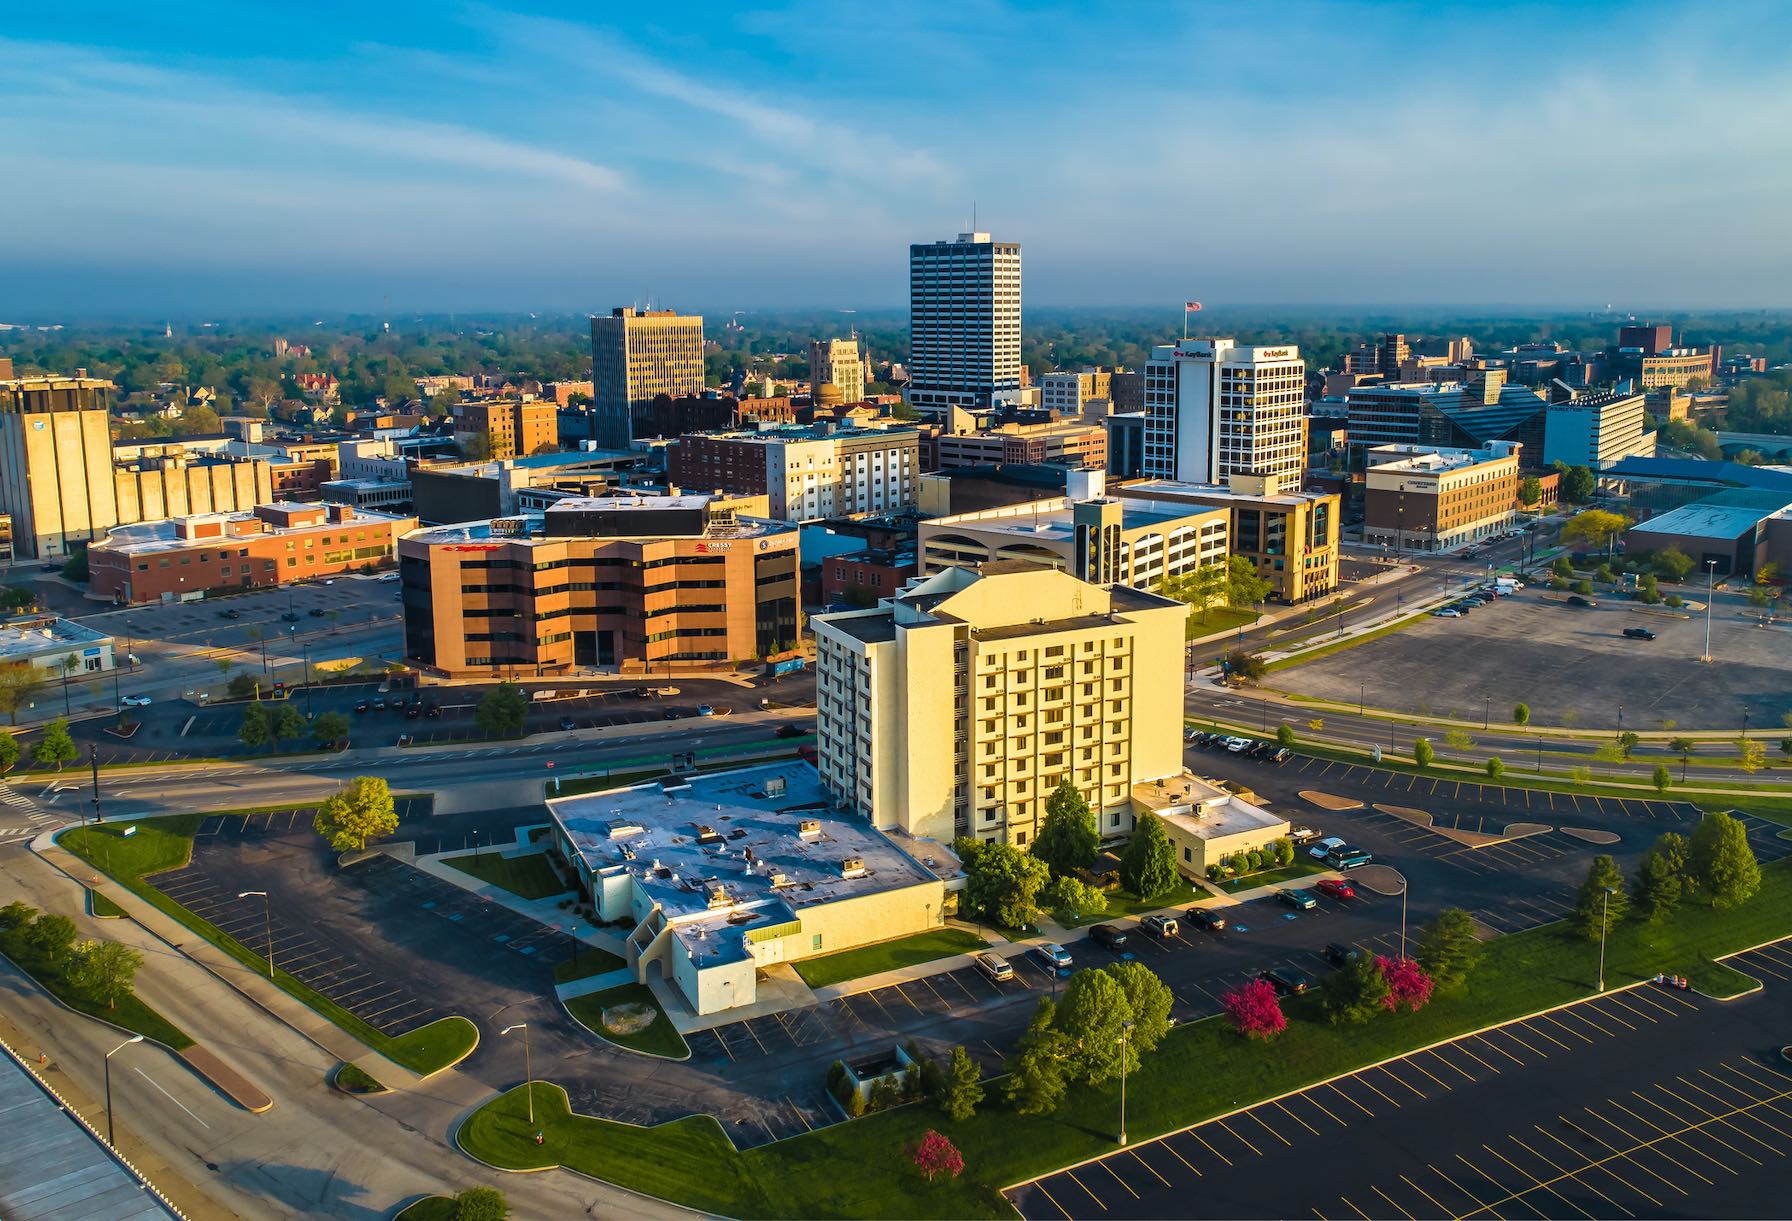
[812,934,823,951]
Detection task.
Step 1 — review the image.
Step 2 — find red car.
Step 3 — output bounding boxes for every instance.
[1315,879,1356,901]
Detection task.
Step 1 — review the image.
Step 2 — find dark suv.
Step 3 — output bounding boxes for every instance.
[1259,965,1315,996]
[1090,924,1130,950]
[1622,626,1657,640]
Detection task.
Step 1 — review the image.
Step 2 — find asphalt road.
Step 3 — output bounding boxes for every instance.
[1008,946,1792,1220]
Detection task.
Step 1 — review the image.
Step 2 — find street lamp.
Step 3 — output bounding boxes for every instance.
[237,890,273,978]
[1596,886,1616,992]
[501,1022,533,1124]
[1359,681,1366,718]
[104,1034,144,1148]
[1115,1018,1134,1146]
[1397,872,1410,959]
[1702,560,1717,663]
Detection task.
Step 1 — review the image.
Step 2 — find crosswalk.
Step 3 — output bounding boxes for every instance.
[0,780,61,847]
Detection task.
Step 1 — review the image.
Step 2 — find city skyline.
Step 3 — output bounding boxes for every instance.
[5,2,1792,314]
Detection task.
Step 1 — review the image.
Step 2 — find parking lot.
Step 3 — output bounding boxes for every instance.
[1009,961,1792,1220]
[1270,583,1792,732]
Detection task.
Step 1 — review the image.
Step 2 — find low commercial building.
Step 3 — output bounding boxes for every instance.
[1362,441,1522,553]
[811,563,1186,846]
[1117,472,1341,604]
[0,615,115,676]
[320,478,412,511]
[1039,368,1115,416]
[668,424,921,521]
[932,418,1107,471]
[400,493,798,676]
[547,760,952,1015]
[917,493,1228,589]
[1136,773,1290,878]
[88,503,415,604]
[1625,489,1792,577]
[409,450,641,524]
[452,399,557,460]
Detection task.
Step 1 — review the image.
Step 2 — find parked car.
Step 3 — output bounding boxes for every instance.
[371,697,387,711]
[1309,835,1348,860]
[1315,879,1356,901]
[1035,943,1073,971]
[1259,965,1315,996]
[219,608,242,620]
[308,607,327,617]
[1326,847,1373,870]
[559,715,577,731]
[974,952,1014,983]
[1289,826,1320,844]
[423,704,442,718]
[695,704,715,717]
[775,723,809,739]
[119,694,152,708]
[1140,914,1180,939]
[1622,627,1657,640]
[1277,888,1318,911]
[1324,942,1364,967]
[1272,747,1293,764]
[353,699,371,713]
[1224,736,1252,752]
[1090,924,1130,950]
[1432,609,1461,618]
[1566,595,1597,608]
[1245,741,1274,759]
[280,611,301,623]
[1184,907,1227,932]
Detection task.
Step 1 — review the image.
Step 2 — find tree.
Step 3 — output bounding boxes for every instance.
[1031,780,1098,878]
[1485,756,1504,780]
[1225,554,1272,609]
[1378,956,1435,1013]
[269,703,306,749]
[909,1129,964,1183]
[1651,763,1671,795]
[227,673,259,699]
[68,940,144,1010]
[314,775,398,853]
[449,1187,509,1221]
[61,547,89,582]
[1055,968,1133,1085]
[1737,737,1766,774]
[1551,555,1574,579]
[1517,475,1542,507]
[1223,650,1266,683]
[1275,723,1296,749]
[1562,465,1597,504]
[939,1045,983,1122]
[953,838,1051,930]
[33,719,76,771]
[1632,835,1685,921]
[1443,728,1475,750]
[1160,563,1227,624]
[460,431,495,461]
[1222,978,1285,1042]
[238,702,271,750]
[1572,855,1629,940]
[1637,574,1661,604]
[1513,703,1530,727]
[1105,960,1174,1055]
[1669,735,1696,781]
[1416,907,1482,991]
[1322,953,1390,1025]
[1044,876,1107,921]
[21,913,78,961]
[1412,738,1434,769]
[1688,811,1761,910]
[0,732,17,775]
[1006,999,1071,1115]
[1616,730,1640,760]
[1653,547,1694,582]
[0,900,36,931]
[0,663,47,725]
[313,711,350,747]
[1119,813,1179,900]
[1560,508,1629,553]
[475,682,527,739]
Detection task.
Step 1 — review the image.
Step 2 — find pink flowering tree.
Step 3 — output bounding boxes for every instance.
[1222,978,1287,1041]
[910,1129,964,1183]
[1378,955,1435,1013]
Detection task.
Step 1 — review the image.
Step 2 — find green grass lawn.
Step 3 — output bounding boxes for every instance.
[564,983,687,1059]
[59,815,476,1076]
[1055,880,1200,928]
[394,1198,456,1221]
[0,926,192,1050]
[441,851,568,900]
[1216,857,1327,891]
[552,946,627,983]
[792,928,988,989]
[458,858,1792,1220]
[88,889,127,919]
[1185,605,1260,640]
[333,1062,388,1094]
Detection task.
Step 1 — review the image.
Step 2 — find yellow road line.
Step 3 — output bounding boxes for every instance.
[1370,1184,1414,1220]
[1128,1149,1172,1189]
[1354,1072,1404,1109]
[1455,1152,1520,1219]
[1602,1097,1726,1179]
[1400,1057,1452,1093]
[1431,1045,1484,1079]
[1533,1124,1652,1212]
[1328,1081,1375,1116]
[1099,1159,1141,1199]
[1540,1012,1597,1043]
[1602,993,1658,1024]
[1303,1089,1348,1126]
[1428,1161,1503,1221]
[1275,1098,1322,1136]
[1482,1142,1594,1221]
[1249,1107,1294,1146]
[1398,1172,1453,1218]
[1192,1129,1234,1166]
[1158,1137,1203,1178]
[1569,1108,1694,1193]
[1473,1033,1524,1066]
[1064,1168,1106,1209]
[1337,1195,1372,1220]
[1661,1081,1784,1153]
[1032,1180,1074,1220]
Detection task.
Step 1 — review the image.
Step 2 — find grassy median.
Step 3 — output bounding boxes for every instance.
[792,928,988,989]
[60,814,477,1077]
[564,983,687,1059]
[458,857,1792,1219]
[441,851,568,900]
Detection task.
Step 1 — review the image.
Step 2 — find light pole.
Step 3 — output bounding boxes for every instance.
[1536,736,1544,774]
[1702,560,1717,662]
[104,1034,143,1148]
[502,1022,533,1124]
[237,890,273,978]
[1617,705,1624,736]
[1596,886,1615,992]
[301,640,313,719]
[1398,873,1410,959]
[1116,1019,1134,1145]
[88,745,101,827]
[1482,693,1490,731]
[1359,682,1365,718]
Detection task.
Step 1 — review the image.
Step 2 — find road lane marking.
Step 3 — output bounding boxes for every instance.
[1352,1072,1403,1109]
[1098,1159,1139,1199]
[1336,1196,1371,1220]
[1191,1129,1233,1166]
[1327,1081,1375,1116]
[1369,1184,1413,1219]
[1602,1097,1727,1178]
[133,1067,210,1128]
[1128,1149,1172,1188]
[1030,1181,1073,1219]
[1274,1098,1322,1135]
[1217,1118,1260,1157]
[1064,1169,1106,1209]
[1525,1127,1643,1215]
[1569,1109,1695,1193]
[1484,1139,1595,1220]
[1427,1161,1502,1221]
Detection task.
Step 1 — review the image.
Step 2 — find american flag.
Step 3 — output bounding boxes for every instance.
[1185,301,1202,312]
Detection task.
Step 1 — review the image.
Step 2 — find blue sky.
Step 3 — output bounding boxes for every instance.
[4,1,1791,315]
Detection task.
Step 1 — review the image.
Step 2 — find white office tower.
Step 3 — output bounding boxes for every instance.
[1142,339,1306,483]
[906,232,1022,412]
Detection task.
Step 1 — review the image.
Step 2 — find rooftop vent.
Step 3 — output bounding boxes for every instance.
[798,819,822,841]
[841,856,868,880]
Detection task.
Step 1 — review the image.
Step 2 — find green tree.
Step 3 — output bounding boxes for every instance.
[227,673,259,700]
[1737,737,1766,773]
[238,702,271,750]
[1416,907,1482,991]
[953,838,1051,930]
[1275,723,1296,749]
[1562,465,1597,504]
[1043,876,1107,921]
[68,940,144,1010]
[1632,835,1685,921]
[450,1186,509,1221]
[1560,508,1629,553]
[1443,728,1475,750]
[1572,855,1629,940]
[1513,703,1530,727]
[269,703,306,750]
[33,718,76,771]
[1054,968,1133,1085]
[313,711,350,747]
[1616,730,1640,760]
[1651,762,1671,795]
[1224,554,1272,608]
[1668,735,1696,781]
[1637,574,1661,604]
[0,732,18,775]
[22,913,78,961]
[0,663,47,725]
[0,900,36,931]
[1517,475,1542,507]
[1485,756,1504,780]
[1652,547,1694,582]
[1106,960,1174,1054]
[1119,813,1179,899]
[1551,555,1574,579]
[61,546,89,583]
[1322,952,1390,1025]
[1223,650,1266,682]
[939,1045,983,1122]
[1005,999,1070,1116]
[1412,738,1434,769]
[475,681,527,738]
[314,775,398,853]
[1688,811,1761,910]
[1031,780,1099,878]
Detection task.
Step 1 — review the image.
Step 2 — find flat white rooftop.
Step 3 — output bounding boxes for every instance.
[1134,772,1289,840]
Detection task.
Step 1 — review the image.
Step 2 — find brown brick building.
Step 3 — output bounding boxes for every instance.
[453,400,557,459]
[88,503,416,604]
[400,494,799,676]
[1362,442,1522,553]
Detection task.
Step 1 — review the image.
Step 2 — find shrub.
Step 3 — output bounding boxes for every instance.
[1378,956,1435,1013]
[1221,978,1285,1042]
[909,1129,965,1182]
